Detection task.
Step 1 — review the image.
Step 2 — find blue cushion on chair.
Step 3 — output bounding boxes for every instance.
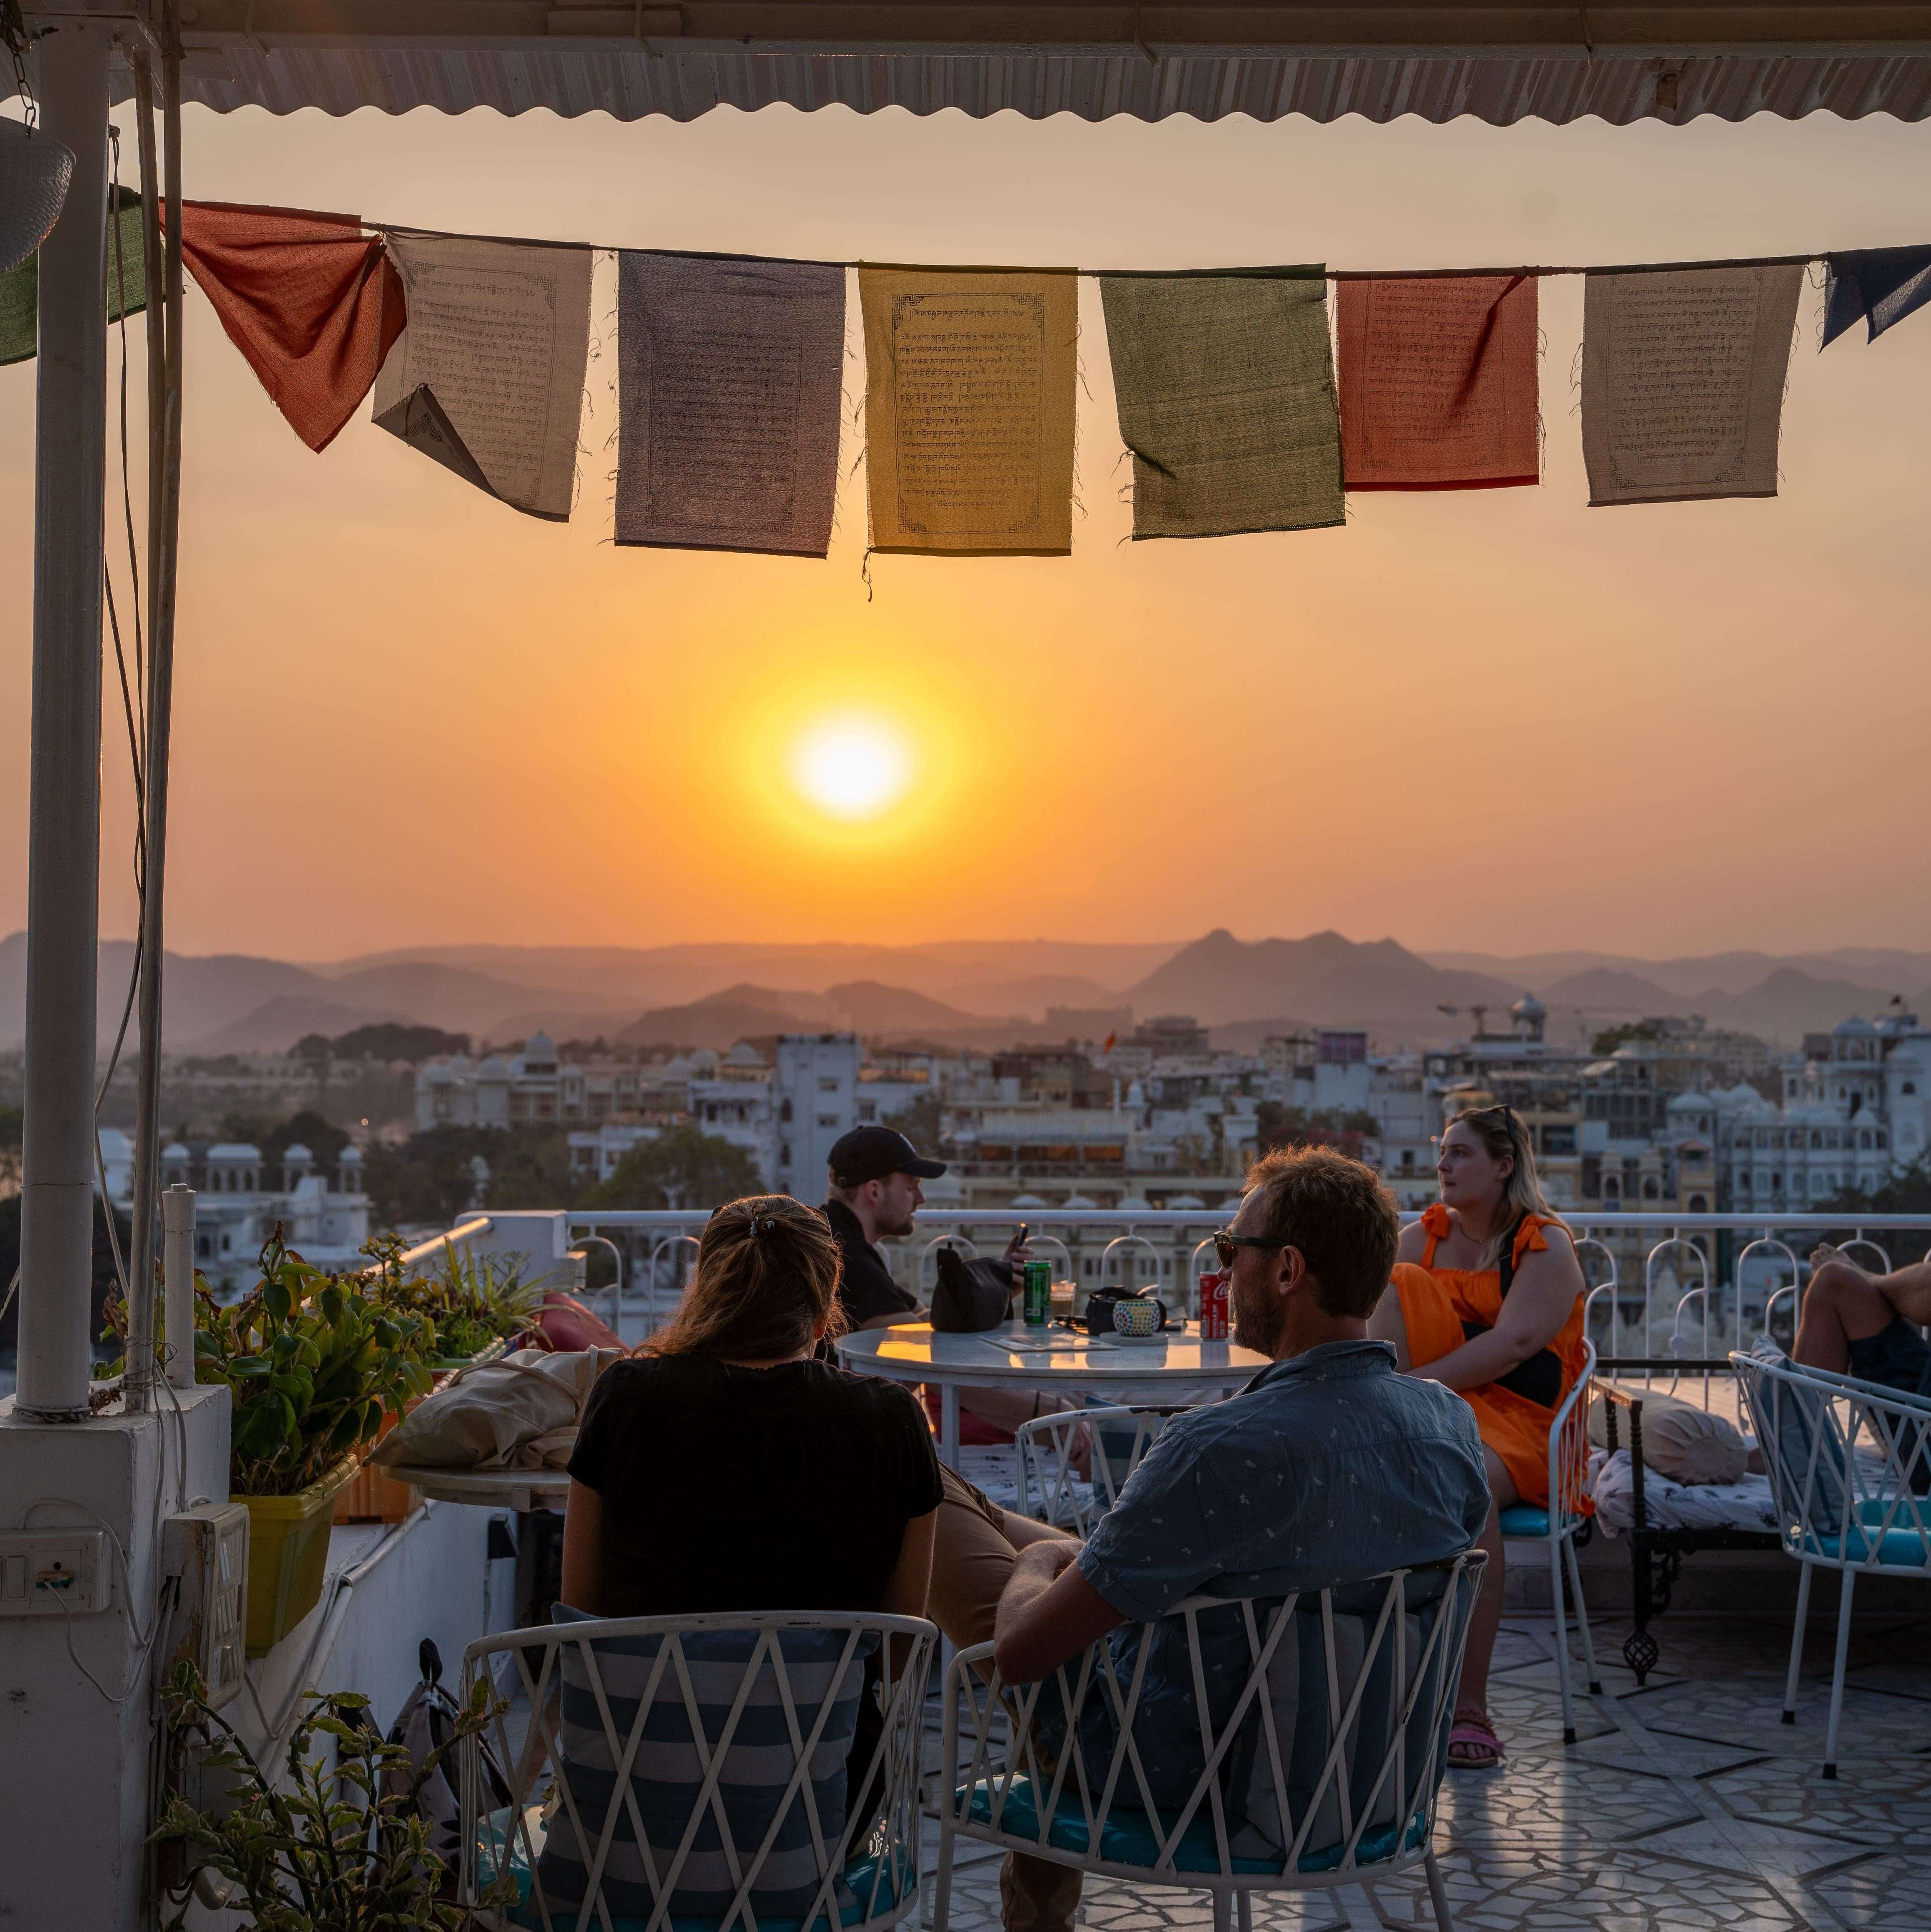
[1497,1505,1551,1539]
[959,1776,1425,1876]
[1802,1527,1930,1568]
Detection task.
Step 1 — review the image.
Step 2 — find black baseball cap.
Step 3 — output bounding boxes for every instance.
[829,1125,946,1186]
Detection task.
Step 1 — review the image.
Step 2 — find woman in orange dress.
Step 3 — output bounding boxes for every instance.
[1369,1104,1586,1770]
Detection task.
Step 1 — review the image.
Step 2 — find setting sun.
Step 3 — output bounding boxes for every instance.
[789,714,914,822]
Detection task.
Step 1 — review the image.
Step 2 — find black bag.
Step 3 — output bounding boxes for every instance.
[930,1247,1015,1332]
[1079,1286,1171,1334]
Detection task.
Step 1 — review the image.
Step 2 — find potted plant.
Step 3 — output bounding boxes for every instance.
[334,1239,541,1525]
[152,1660,513,1929]
[192,1232,439,1654]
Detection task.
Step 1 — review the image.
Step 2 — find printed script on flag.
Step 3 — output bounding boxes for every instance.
[1337,275,1539,490]
[1099,269,1342,539]
[616,253,846,556]
[372,234,592,521]
[1582,266,1802,506]
[859,267,1077,556]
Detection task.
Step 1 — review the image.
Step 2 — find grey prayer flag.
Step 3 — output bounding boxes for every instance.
[616,253,846,557]
[1099,269,1342,540]
[1582,265,1802,507]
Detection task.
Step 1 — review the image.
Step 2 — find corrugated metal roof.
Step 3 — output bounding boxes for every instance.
[131,43,1931,125]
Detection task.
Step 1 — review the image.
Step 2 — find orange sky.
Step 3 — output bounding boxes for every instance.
[3,97,1930,961]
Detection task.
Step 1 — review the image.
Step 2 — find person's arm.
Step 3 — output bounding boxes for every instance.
[560,1479,605,1614]
[1410,1233,1586,1392]
[993,1541,1127,1684]
[880,1507,938,1617]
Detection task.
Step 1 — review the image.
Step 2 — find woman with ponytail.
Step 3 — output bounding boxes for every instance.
[1370,1104,1587,1771]
[561,1194,941,1622]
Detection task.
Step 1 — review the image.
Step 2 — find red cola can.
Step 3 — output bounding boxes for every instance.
[1198,1270,1229,1340]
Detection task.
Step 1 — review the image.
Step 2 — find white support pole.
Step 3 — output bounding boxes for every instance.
[15,23,110,1423]
[163,1183,197,1388]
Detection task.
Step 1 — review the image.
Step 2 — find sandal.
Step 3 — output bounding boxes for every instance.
[1447,1704,1506,1770]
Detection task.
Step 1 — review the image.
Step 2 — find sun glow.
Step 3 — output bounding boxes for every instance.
[789,715,915,822]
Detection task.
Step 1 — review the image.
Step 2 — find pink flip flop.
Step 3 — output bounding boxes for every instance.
[1447,1704,1506,1770]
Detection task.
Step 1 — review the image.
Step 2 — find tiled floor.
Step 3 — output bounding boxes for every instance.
[920,1612,1931,1932]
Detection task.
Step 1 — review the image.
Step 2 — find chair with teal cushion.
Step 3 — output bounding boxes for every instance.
[933,1554,1488,1932]
[1497,1327,1602,1743]
[1736,1347,1931,1778]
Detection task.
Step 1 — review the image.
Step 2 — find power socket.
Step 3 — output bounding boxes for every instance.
[0,1529,111,1616]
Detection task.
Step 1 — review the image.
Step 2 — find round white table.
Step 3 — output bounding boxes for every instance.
[834,1320,1269,1469]
[382,1465,571,1513]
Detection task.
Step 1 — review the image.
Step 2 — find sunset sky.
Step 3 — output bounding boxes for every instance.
[3,96,1930,961]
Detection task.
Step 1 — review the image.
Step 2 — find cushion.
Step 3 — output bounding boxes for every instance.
[959,1775,1426,1876]
[533,1613,879,1924]
[1497,1505,1551,1538]
[372,1346,624,1472]
[478,1806,909,1932]
[1590,1382,1747,1486]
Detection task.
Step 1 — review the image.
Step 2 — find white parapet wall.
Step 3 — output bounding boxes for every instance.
[0,1382,232,1929]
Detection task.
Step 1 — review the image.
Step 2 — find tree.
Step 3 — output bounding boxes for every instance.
[257,1109,352,1169]
[587,1126,763,1212]
[1815,1157,1931,1267]
[884,1091,944,1158]
[362,1125,579,1230]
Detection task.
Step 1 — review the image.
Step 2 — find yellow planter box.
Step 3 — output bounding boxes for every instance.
[238,1455,361,1658]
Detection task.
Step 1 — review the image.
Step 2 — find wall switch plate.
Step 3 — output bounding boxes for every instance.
[0,1529,111,1616]
[161,1504,249,1710]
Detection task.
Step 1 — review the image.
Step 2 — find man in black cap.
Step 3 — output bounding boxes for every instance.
[821,1125,966,1331]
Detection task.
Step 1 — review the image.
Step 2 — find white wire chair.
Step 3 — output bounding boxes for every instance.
[1496,1329,1602,1744]
[1734,1349,1931,1779]
[1011,1404,1192,1535]
[457,1610,938,1932]
[934,1553,1487,1932]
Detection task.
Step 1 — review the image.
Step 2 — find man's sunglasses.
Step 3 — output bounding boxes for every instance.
[1211,1230,1286,1268]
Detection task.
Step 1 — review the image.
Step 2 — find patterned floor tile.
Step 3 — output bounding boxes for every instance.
[1438,1756,1698,1844]
[1802,1850,1931,1929]
[1703,1753,1931,1845]
[1627,1678,1931,1759]
[1633,1818,1875,1880]
[1570,1730,1768,1781]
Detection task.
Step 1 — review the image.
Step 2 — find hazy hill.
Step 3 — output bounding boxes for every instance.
[825,981,1001,1036]
[1432,947,1931,1003]
[615,984,837,1051]
[197,994,409,1056]
[1129,930,1521,1035]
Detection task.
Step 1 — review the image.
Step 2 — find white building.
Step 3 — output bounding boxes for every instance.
[105,1138,377,1288]
[772,1033,863,1197]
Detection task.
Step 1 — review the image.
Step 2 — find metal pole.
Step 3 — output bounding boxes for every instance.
[162,1183,196,1389]
[15,25,110,1423]
[127,20,185,1411]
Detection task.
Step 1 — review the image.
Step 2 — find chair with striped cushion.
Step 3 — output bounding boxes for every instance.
[458,1609,936,1932]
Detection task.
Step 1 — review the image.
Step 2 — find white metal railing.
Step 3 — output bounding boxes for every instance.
[543,1208,1931,1366]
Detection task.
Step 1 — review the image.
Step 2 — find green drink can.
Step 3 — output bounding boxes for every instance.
[1023,1259,1053,1326]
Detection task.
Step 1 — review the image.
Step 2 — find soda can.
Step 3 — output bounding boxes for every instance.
[1198,1270,1230,1340]
[1023,1259,1053,1326]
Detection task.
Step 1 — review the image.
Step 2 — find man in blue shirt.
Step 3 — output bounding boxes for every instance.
[989,1148,1489,1931]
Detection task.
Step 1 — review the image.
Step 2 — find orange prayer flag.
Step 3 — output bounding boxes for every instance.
[172,200,403,453]
[1337,275,1539,491]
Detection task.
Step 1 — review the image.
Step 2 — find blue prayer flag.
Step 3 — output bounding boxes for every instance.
[1822,246,1931,347]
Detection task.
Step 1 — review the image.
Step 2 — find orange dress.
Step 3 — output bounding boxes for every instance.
[1390,1204,1587,1510]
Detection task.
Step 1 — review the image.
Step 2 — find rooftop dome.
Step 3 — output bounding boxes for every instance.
[1010,1193,1049,1209]
[1061,1194,1097,1211]
[1116,1196,1153,1212]
[205,1142,260,1161]
[478,1055,509,1076]
[282,1142,313,1163]
[339,1143,364,1162]
[525,1029,558,1055]
[1165,1193,1207,1209]
[1511,992,1547,1020]
[161,1142,190,1161]
[1835,1016,1879,1036]
[1666,1090,1712,1113]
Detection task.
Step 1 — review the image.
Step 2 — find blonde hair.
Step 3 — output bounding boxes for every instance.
[1443,1103,1566,1267]
[644,1195,846,1363]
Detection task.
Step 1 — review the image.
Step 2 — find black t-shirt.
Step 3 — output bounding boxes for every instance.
[823,1198,920,1328]
[567,1353,943,1616]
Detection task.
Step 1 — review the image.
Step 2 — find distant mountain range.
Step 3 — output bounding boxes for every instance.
[1,928,1923,1058]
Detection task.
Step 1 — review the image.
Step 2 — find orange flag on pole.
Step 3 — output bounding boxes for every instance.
[173,200,403,453]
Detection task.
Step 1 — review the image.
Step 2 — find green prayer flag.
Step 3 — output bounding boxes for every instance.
[1099,267,1343,540]
[0,191,149,368]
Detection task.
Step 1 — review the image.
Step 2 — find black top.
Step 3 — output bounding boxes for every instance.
[568,1353,943,1616]
[823,1197,920,1328]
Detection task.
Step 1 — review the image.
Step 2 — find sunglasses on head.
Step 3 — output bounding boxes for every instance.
[1212,1230,1286,1268]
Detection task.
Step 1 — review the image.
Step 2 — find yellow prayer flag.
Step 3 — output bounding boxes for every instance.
[860,266,1077,556]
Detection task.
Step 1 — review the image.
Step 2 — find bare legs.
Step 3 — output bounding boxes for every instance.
[1461,1446,1517,1715]
[1367,1281,1412,1369]
[1794,1247,1931,1373]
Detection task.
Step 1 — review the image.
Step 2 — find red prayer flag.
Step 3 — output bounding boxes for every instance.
[1337,275,1539,491]
[171,200,404,453]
